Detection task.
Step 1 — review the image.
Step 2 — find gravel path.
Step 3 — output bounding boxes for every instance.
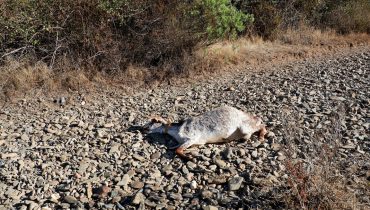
[0,47,369,209]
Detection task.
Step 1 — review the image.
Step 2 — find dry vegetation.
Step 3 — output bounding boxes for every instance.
[278,107,360,210]
[0,58,95,102]
[1,30,370,102]
[195,30,370,69]
[1,0,370,100]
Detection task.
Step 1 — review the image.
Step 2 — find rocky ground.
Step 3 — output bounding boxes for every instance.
[0,47,369,210]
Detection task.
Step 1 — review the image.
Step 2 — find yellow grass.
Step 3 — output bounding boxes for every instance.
[194,29,369,72]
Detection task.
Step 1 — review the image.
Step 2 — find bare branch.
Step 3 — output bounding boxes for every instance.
[49,31,62,69]
[88,51,105,60]
[1,46,32,59]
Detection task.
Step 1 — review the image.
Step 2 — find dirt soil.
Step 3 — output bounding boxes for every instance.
[0,46,369,209]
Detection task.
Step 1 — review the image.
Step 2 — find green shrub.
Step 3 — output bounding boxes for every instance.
[190,0,254,40]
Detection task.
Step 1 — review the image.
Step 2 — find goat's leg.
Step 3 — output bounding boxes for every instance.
[242,133,252,141]
[258,126,267,141]
[169,143,182,150]
[175,141,194,161]
[176,147,192,161]
[239,125,253,141]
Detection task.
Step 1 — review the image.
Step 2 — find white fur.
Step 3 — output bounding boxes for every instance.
[145,105,266,151]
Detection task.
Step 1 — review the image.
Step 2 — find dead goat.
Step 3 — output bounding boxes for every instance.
[143,105,267,160]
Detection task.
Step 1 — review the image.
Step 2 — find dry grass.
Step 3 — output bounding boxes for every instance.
[278,26,370,46]
[193,29,370,74]
[0,58,95,102]
[284,159,358,210]
[0,59,51,101]
[105,64,153,91]
[1,28,369,101]
[193,37,291,69]
[279,107,361,210]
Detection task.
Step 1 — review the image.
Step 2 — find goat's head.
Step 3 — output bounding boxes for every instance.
[142,116,168,134]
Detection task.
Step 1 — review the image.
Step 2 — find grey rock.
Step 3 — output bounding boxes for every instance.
[191,198,200,206]
[223,147,233,159]
[190,180,197,189]
[208,175,227,184]
[245,157,253,165]
[2,50,369,210]
[215,159,227,169]
[150,152,161,159]
[182,165,189,174]
[109,144,120,155]
[251,150,258,158]
[104,204,115,209]
[187,161,197,169]
[27,201,39,210]
[252,141,261,148]
[131,181,144,189]
[64,195,78,204]
[203,206,218,210]
[169,193,183,201]
[20,134,29,141]
[203,149,212,157]
[201,190,213,199]
[104,123,114,128]
[228,177,244,191]
[271,143,281,151]
[133,154,145,161]
[209,165,217,171]
[132,192,145,205]
[266,131,276,138]
[277,153,286,161]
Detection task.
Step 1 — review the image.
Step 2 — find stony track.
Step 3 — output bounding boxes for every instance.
[0,47,369,209]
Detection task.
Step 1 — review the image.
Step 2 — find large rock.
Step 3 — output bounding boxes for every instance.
[132,192,145,205]
[228,177,244,191]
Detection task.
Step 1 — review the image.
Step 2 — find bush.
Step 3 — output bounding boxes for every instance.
[190,0,254,40]
[233,1,282,38]
[0,0,111,68]
[315,0,370,33]
[231,0,370,39]
[0,0,254,71]
[0,0,368,74]
[97,0,197,66]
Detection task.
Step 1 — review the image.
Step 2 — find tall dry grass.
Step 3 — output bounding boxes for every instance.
[1,29,369,101]
[279,106,360,209]
[191,29,370,74]
[0,58,94,102]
